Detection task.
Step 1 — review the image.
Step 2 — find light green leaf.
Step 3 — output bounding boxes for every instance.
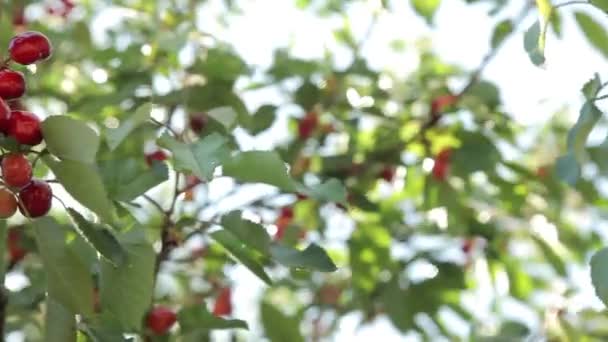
[535,0,552,23]
[221,211,271,255]
[222,151,296,191]
[207,106,238,131]
[158,132,229,181]
[210,230,272,285]
[45,298,77,342]
[43,157,115,223]
[411,0,441,25]
[105,103,151,151]
[270,243,337,272]
[567,101,601,162]
[67,208,126,267]
[260,302,304,342]
[556,153,580,185]
[33,217,94,317]
[491,20,514,48]
[524,21,546,66]
[179,305,248,334]
[99,228,155,331]
[41,116,100,164]
[575,11,608,59]
[591,247,608,306]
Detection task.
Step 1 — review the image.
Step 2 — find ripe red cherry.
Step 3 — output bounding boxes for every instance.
[0,98,10,133]
[7,228,26,263]
[213,287,232,316]
[0,69,26,100]
[18,180,52,217]
[2,153,32,188]
[280,207,294,219]
[8,111,43,146]
[431,94,459,115]
[298,112,318,140]
[9,31,52,65]
[145,150,168,166]
[189,114,208,134]
[379,166,396,182]
[462,238,475,254]
[146,306,177,335]
[0,187,17,218]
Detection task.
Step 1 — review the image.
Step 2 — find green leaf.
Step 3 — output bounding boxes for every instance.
[210,229,272,285]
[105,103,151,151]
[45,298,77,342]
[588,134,608,175]
[43,157,115,223]
[41,116,100,164]
[523,21,546,66]
[158,132,229,181]
[33,217,94,317]
[99,228,155,331]
[451,132,501,174]
[221,211,271,255]
[222,151,296,191]
[591,247,608,306]
[260,302,304,342]
[582,73,602,100]
[591,0,608,12]
[411,0,441,25]
[101,159,169,202]
[297,179,347,204]
[248,105,276,135]
[575,11,608,59]
[491,20,514,48]
[270,243,337,272]
[535,0,552,23]
[567,101,601,162]
[179,305,248,334]
[207,106,238,131]
[555,153,580,186]
[67,208,126,266]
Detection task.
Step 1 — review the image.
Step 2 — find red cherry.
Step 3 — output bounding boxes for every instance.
[298,112,318,140]
[145,150,168,166]
[0,187,17,219]
[296,192,309,201]
[18,180,52,218]
[0,99,10,133]
[146,306,177,335]
[189,114,208,134]
[537,166,549,178]
[379,166,396,182]
[9,31,53,65]
[7,111,43,146]
[280,207,294,219]
[213,287,232,316]
[0,69,26,100]
[432,160,449,181]
[431,94,459,115]
[2,153,32,188]
[7,228,26,262]
[12,7,26,27]
[462,239,475,254]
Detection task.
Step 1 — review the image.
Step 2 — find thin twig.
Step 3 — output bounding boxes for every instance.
[142,194,165,215]
[554,0,590,9]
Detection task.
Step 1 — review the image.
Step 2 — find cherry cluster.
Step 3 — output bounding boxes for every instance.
[0,31,53,219]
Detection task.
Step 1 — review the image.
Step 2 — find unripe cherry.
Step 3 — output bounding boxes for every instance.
[9,31,52,65]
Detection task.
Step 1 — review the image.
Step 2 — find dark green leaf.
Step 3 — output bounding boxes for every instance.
[491,20,513,48]
[221,211,271,255]
[33,217,94,317]
[210,230,272,285]
[158,132,230,181]
[222,151,296,191]
[582,73,602,100]
[260,302,304,342]
[297,179,347,204]
[591,247,608,306]
[42,116,100,164]
[67,208,127,266]
[45,298,77,342]
[248,105,276,135]
[270,243,337,272]
[567,101,601,162]
[451,132,501,174]
[523,21,546,65]
[555,153,580,185]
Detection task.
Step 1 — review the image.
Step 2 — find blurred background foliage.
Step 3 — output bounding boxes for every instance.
[3,0,608,341]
